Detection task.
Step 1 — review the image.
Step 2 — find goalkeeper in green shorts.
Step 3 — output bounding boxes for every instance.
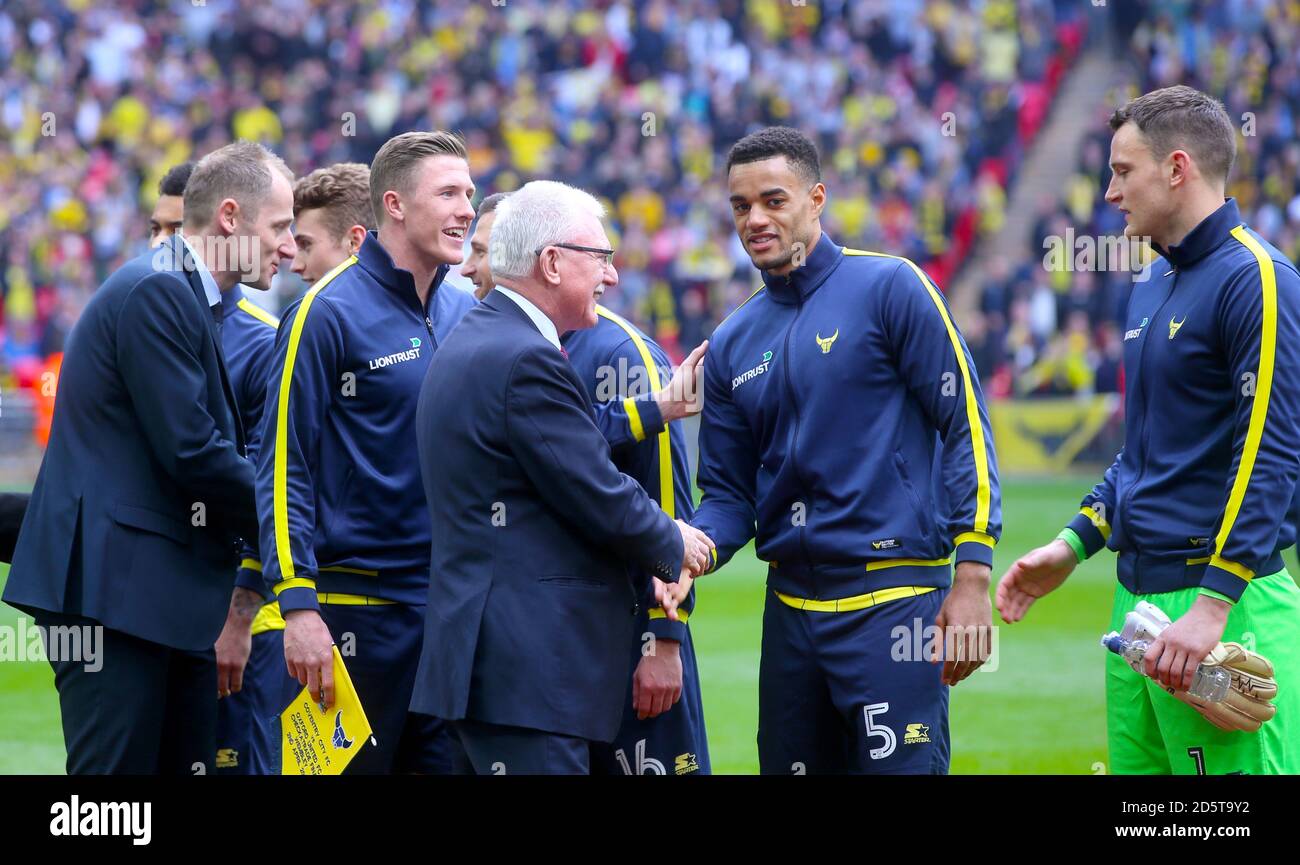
[997,85,1300,775]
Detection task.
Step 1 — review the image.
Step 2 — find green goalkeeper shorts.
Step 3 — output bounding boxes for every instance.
[1106,569,1300,774]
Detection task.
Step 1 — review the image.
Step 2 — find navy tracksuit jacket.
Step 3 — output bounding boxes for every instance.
[693,233,1002,600]
[1064,199,1300,603]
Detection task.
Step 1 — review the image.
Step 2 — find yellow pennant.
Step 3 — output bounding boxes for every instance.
[280,646,374,775]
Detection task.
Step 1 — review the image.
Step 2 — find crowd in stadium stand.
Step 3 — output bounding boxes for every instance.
[973,0,1300,399]
[0,0,1088,410]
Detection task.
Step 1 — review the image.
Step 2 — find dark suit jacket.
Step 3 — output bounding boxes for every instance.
[2,236,256,651]
[0,493,29,563]
[411,292,684,743]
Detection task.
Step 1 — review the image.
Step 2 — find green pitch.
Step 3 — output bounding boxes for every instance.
[4,477,1293,774]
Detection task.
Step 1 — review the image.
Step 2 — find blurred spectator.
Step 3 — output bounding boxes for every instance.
[1,0,1083,392]
[975,0,1298,397]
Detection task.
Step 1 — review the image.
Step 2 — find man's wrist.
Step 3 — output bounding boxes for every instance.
[1193,592,1232,620]
[953,560,991,588]
[651,387,683,423]
[1055,529,1087,565]
[284,607,323,625]
[648,637,681,658]
[229,587,263,623]
[1197,586,1236,607]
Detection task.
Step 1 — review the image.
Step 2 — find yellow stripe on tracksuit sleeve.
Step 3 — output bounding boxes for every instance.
[237,297,281,328]
[843,249,992,533]
[272,255,358,582]
[596,306,674,519]
[1212,227,1277,580]
[623,397,646,442]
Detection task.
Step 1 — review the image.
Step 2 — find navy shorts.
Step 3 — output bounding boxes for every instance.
[221,602,456,774]
[215,628,297,775]
[316,603,456,775]
[590,624,710,776]
[757,587,950,775]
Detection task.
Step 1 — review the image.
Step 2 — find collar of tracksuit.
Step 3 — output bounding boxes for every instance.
[356,229,449,305]
[1151,198,1241,269]
[760,233,842,303]
[219,281,245,316]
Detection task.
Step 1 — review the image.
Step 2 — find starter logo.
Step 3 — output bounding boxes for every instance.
[903,723,931,745]
[731,350,773,391]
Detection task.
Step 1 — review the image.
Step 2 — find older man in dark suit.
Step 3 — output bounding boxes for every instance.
[412,180,713,774]
[2,141,297,774]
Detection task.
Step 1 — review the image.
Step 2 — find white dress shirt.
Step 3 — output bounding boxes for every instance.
[179,234,223,310]
[494,285,562,351]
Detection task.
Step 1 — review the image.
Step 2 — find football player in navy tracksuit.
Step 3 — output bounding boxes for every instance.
[565,309,711,774]
[211,283,281,773]
[255,133,477,774]
[461,195,711,774]
[999,87,1300,774]
[216,163,378,775]
[693,127,1002,774]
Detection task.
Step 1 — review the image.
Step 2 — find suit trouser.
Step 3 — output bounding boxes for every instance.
[450,718,591,775]
[35,610,216,775]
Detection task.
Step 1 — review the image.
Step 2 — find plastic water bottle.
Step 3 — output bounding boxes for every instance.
[1100,632,1232,702]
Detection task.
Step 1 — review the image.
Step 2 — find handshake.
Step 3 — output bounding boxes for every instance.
[654,520,715,622]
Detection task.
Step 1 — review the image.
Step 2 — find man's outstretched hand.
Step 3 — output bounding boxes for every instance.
[995,538,1078,623]
[654,341,708,422]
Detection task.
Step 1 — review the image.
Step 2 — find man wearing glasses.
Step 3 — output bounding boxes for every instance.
[461,191,713,773]
[412,180,714,774]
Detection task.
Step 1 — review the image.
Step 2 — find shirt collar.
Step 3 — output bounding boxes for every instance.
[760,232,842,303]
[494,285,561,350]
[1153,198,1243,269]
[179,234,223,308]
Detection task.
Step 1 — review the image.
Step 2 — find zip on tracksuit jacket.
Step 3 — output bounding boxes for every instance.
[255,231,477,613]
[1061,199,1300,604]
[562,305,696,642]
[692,233,1001,603]
[221,284,280,598]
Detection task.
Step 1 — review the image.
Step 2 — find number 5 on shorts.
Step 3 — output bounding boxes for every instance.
[863,702,896,760]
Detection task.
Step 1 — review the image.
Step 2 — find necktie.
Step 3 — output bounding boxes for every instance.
[560,346,569,361]
[211,301,224,336]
